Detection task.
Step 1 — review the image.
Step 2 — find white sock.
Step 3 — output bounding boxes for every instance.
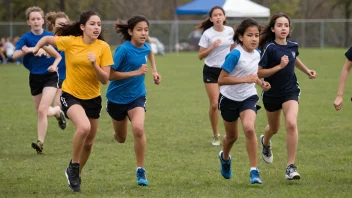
[250,167,258,171]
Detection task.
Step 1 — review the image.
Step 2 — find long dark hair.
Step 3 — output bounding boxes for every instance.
[233,18,261,45]
[259,13,292,50]
[55,11,104,41]
[114,15,149,41]
[196,6,226,33]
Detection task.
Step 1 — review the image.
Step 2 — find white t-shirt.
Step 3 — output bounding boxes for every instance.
[220,45,260,101]
[198,26,234,68]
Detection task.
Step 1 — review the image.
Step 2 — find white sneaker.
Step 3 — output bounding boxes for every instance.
[212,134,221,146]
[260,135,273,163]
[285,164,301,180]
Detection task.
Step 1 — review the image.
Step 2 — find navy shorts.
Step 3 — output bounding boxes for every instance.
[218,94,260,122]
[203,65,221,83]
[29,72,58,96]
[262,93,299,112]
[106,96,147,121]
[60,92,102,119]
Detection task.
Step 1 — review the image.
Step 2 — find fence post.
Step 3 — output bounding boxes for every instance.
[320,20,325,49]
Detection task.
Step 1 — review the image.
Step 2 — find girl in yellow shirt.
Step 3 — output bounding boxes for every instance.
[32,11,114,192]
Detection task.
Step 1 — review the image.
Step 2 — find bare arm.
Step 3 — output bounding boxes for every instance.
[198,46,215,60]
[295,57,310,75]
[12,50,26,60]
[336,59,352,97]
[109,64,147,81]
[218,70,257,86]
[334,59,352,110]
[148,51,157,72]
[42,45,62,70]
[33,36,56,54]
[88,53,110,85]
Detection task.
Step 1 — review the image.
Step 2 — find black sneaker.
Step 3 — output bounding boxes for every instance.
[31,140,43,154]
[65,161,80,192]
[285,164,301,180]
[56,110,66,130]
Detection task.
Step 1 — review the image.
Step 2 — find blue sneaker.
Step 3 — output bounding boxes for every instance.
[250,168,263,184]
[136,167,148,186]
[218,151,232,179]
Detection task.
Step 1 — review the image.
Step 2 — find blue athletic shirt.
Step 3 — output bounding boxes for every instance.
[15,30,55,74]
[58,51,66,81]
[106,41,151,104]
[259,40,300,97]
[345,47,352,61]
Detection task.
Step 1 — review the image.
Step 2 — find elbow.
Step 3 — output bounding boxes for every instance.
[257,71,264,78]
[198,54,203,60]
[218,78,225,86]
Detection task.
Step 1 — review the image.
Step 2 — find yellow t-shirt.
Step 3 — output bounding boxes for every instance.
[56,36,114,99]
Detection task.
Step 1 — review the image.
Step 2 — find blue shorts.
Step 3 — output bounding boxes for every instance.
[106,96,146,121]
[218,94,260,122]
[262,93,299,112]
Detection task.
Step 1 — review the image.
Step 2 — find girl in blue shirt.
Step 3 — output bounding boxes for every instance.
[12,6,65,154]
[106,15,161,187]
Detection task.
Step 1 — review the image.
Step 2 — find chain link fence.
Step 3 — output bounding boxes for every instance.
[0,19,351,52]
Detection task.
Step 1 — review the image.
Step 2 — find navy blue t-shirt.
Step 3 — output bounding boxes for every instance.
[58,51,66,81]
[259,40,300,97]
[106,41,151,104]
[15,30,55,74]
[345,47,352,61]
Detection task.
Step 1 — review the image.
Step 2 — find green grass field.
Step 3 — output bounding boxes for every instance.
[1,49,352,197]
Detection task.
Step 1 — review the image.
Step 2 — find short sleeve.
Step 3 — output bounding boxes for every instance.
[15,36,25,50]
[259,44,272,68]
[345,47,352,61]
[221,49,240,73]
[55,36,74,51]
[100,45,114,67]
[198,33,209,48]
[112,46,127,70]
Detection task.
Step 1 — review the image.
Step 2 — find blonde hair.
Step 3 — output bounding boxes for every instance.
[45,11,69,32]
[25,6,44,20]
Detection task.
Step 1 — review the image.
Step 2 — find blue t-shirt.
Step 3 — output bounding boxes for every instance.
[259,40,300,97]
[106,41,151,104]
[15,30,55,74]
[58,51,66,81]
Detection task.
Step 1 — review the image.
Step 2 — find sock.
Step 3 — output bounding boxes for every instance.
[250,167,258,171]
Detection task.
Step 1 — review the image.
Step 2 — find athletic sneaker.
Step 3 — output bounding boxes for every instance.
[218,151,232,179]
[212,134,221,146]
[285,164,301,180]
[260,135,273,163]
[250,168,263,184]
[136,167,148,186]
[57,110,66,130]
[65,161,80,192]
[31,140,43,154]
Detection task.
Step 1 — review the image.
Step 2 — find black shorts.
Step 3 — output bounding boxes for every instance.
[106,96,147,121]
[29,72,58,96]
[218,94,259,122]
[60,92,102,119]
[262,93,300,112]
[203,65,221,83]
[58,79,64,89]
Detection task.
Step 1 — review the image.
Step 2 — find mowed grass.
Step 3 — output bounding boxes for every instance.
[1,48,352,197]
